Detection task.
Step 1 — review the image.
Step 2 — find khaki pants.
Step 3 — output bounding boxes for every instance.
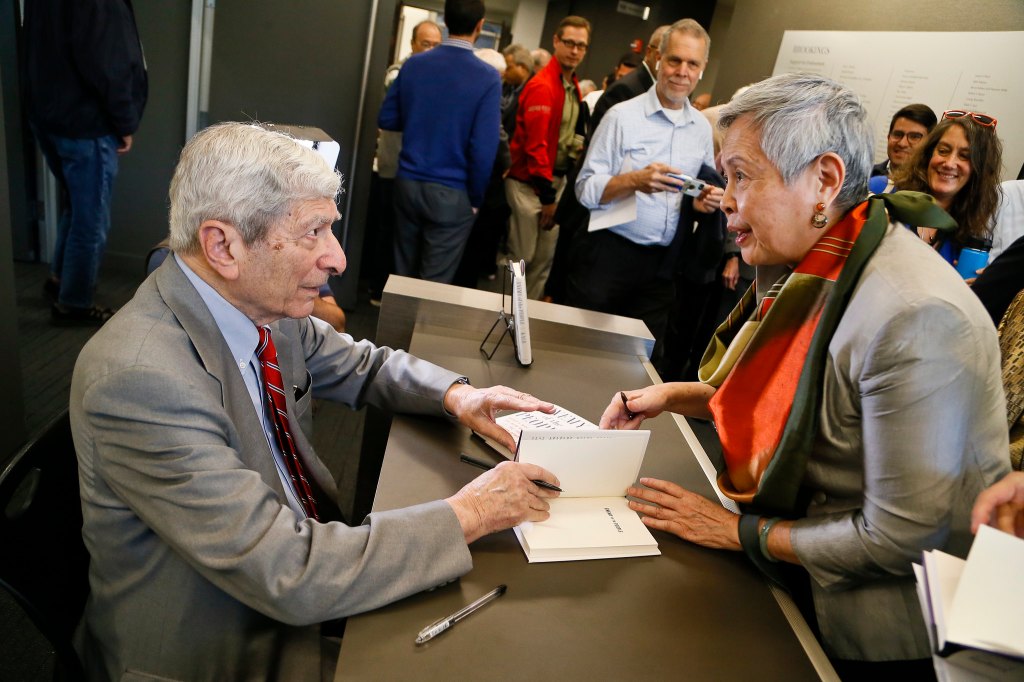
[504,176,566,300]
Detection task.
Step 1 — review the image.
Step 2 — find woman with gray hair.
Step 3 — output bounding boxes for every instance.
[600,74,1009,677]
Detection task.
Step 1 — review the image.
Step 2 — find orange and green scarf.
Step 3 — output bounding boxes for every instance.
[698,192,956,516]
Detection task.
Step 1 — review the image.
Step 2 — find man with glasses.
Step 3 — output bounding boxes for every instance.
[872,103,937,179]
[505,15,591,299]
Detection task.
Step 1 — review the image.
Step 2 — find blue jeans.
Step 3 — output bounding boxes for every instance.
[35,131,119,308]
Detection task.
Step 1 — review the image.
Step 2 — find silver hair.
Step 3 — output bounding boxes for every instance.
[168,122,341,254]
[649,24,670,51]
[474,47,506,73]
[718,73,873,212]
[503,43,534,74]
[659,19,710,61]
[531,48,551,70]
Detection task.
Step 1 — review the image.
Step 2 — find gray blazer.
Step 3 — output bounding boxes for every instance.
[789,223,1011,661]
[71,258,473,681]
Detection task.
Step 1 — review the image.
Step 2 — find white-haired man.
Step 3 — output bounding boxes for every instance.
[71,122,559,680]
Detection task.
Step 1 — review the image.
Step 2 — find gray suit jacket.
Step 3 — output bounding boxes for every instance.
[788,223,1010,661]
[71,258,473,681]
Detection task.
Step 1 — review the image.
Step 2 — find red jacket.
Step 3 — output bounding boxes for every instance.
[508,57,580,204]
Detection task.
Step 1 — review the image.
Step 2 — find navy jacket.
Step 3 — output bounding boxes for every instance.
[23,0,148,139]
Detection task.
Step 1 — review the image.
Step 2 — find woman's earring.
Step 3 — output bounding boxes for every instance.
[811,202,829,229]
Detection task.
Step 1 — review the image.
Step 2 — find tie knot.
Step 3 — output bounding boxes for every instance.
[256,325,276,363]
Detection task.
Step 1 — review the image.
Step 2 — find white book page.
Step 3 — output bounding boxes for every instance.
[479,406,597,459]
[912,562,940,653]
[519,497,654,550]
[514,497,659,562]
[923,549,966,652]
[947,525,1024,658]
[515,429,650,498]
[496,406,597,441]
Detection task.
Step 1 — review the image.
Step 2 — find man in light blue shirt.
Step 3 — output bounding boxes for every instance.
[568,19,722,360]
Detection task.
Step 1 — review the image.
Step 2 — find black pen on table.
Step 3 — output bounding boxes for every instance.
[459,453,563,492]
[620,391,636,420]
[415,584,507,645]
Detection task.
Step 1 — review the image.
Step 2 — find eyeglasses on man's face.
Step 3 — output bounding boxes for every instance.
[888,130,924,143]
[558,37,588,51]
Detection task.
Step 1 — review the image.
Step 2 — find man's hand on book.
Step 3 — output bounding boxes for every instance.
[627,478,741,551]
[446,461,561,544]
[445,383,555,453]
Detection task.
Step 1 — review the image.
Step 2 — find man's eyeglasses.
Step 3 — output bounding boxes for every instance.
[942,110,998,128]
[558,38,588,51]
[888,130,924,143]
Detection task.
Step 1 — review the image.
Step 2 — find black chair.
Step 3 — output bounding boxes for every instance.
[0,410,89,680]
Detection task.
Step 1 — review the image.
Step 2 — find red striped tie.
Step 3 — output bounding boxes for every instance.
[256,326,320,521]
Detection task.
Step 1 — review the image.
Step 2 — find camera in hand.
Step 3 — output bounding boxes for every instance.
[666,172,707,198]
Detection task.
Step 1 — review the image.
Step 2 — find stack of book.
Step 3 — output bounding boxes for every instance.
[914,525,1024,680]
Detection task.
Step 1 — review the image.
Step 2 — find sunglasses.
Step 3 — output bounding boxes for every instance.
[942,110,998,128]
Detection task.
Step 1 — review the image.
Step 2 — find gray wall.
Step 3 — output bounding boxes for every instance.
[713,0,1024,105]
[104,2,192,273]
[206,0,397,307]
[103,0,400,309]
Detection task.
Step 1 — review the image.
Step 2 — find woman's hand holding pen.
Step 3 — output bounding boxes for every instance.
[601,386,664,429]
[446,461,560,544]
[599,382,717,429]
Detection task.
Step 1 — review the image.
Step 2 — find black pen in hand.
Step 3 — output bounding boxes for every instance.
[459,453,563,492]
[620,391,636,420]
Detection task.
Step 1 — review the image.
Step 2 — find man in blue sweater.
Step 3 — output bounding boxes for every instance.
[378,0,501,284]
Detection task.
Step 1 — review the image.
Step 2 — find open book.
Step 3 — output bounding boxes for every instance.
[914,525,1024,679]
[512,429,659,563]
[476,405,598,458]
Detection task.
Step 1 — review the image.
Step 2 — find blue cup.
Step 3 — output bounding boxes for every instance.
[956,247,989,280]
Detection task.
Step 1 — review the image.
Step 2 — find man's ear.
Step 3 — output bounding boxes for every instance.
[198,219,244,281]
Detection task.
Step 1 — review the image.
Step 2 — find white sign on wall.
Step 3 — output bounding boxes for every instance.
[773,30,1023,181]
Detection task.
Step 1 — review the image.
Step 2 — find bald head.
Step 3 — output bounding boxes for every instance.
[411,21,442,54]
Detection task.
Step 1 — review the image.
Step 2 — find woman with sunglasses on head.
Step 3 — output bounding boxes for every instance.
[892,110,1003,267]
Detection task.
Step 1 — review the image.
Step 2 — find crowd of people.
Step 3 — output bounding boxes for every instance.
[372,10,727,377]
[363,2,1024,678]
[368,6,1024,389]
[26,0,1024,679]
